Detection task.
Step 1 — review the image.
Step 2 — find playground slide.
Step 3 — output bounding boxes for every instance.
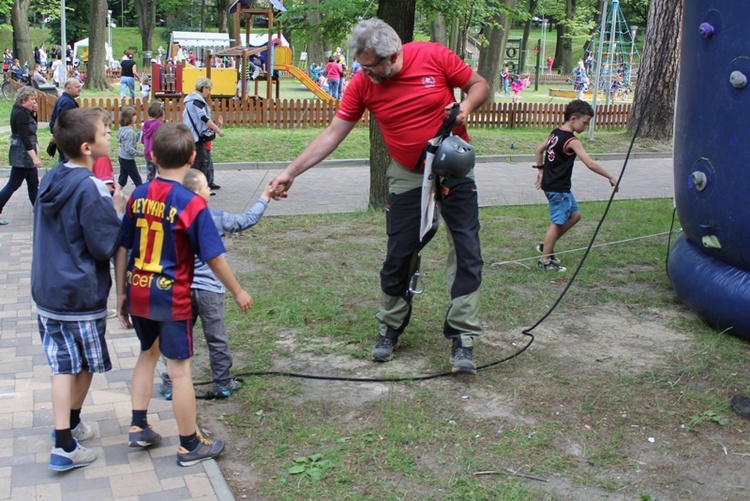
[281,63,338,103]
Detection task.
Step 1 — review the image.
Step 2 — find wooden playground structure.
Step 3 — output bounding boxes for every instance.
[148,0,336,102]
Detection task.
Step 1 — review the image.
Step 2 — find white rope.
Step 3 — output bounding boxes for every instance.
[489,229,681,267]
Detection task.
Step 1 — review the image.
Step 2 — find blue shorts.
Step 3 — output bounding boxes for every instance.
[38,316,111,375]
[545,191,580,225]
[131,316,194,360]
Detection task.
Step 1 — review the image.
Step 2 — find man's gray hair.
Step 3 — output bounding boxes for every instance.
[347,18,402,59]
[15,86,37,106]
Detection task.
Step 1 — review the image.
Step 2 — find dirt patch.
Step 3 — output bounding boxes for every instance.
[531,305,691,375]
[195,298,750,500]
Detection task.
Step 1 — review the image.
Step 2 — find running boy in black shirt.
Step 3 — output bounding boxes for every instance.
[533,100,618,272]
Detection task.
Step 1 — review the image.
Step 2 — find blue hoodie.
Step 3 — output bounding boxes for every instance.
[192,198,269,293]
[31,162,122,320]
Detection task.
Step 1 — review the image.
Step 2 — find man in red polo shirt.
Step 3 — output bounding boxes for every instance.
[270,18,489,373]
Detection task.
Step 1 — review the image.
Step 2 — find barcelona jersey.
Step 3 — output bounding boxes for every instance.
[120,178,225,321]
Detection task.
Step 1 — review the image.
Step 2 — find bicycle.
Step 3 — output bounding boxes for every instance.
[2,71,18,101]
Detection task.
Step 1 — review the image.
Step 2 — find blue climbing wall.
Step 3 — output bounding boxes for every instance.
[669,3,750,339]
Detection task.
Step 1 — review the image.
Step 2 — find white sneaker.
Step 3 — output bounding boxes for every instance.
[50,421,95,442]
[49,440,97,471]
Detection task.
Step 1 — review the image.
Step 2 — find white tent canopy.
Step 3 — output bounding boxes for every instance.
[73,38,113,65]
[170,31,232,49]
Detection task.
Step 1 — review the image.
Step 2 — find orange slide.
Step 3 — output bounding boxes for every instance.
[274,46,338,103]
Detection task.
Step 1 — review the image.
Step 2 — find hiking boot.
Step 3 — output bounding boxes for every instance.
[49,439,96,471]
[538,260,567,272]
[731,394,750,419]
[50,421,95,443]
[450,345,477,374]
[208,379,239,399]
[176,433,225,467]
[128,425,162,448]
[372,336,399,362]
[536,243,560,265]
[158,372,173,400]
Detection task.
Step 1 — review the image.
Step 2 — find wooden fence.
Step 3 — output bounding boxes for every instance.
[37,95,631,130]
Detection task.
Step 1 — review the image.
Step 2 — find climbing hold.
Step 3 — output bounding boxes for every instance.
[730,70,747,89]
[699,22,715,38]
[691,171,707,191]
[702,235,722,249]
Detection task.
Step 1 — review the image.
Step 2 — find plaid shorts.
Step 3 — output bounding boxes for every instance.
[38,315,112,375]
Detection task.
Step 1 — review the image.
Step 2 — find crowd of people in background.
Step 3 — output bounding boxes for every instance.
[307,46,358,100]
[3,44,73,93]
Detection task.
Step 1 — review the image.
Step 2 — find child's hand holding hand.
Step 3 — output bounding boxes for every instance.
[262,182,284,202]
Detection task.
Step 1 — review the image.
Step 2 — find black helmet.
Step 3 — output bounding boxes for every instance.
[432,135,475,178]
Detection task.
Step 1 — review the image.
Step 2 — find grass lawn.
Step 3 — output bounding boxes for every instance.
[189,198,750,500]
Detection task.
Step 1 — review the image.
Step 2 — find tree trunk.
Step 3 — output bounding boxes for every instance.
[430,13,446,45]
[368,0,417,210]
[135,0,157,54]
[84,0,112,91]
[11,0,33,70]
[200,0,206,32]
[217,0,230,33]
[477,0,516,96]
[306,0,325,69]
[555,0,577,73]
[627,0,683,140]
[449,18,460,55]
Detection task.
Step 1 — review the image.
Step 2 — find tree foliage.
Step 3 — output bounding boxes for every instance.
[46,0,92,48]
[619,0,649,26]
[0,0,12,23]
[281,0,369,52]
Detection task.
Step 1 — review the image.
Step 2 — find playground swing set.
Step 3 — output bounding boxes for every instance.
[149,0,337,103]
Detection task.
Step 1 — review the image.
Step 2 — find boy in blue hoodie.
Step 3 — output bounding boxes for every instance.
[32,107,127,471]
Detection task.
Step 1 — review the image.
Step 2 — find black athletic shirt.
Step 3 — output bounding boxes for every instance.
[541,127,578,192]
[121,59,136,78]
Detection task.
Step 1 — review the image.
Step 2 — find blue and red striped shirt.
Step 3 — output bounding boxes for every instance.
[121,178,225,321]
